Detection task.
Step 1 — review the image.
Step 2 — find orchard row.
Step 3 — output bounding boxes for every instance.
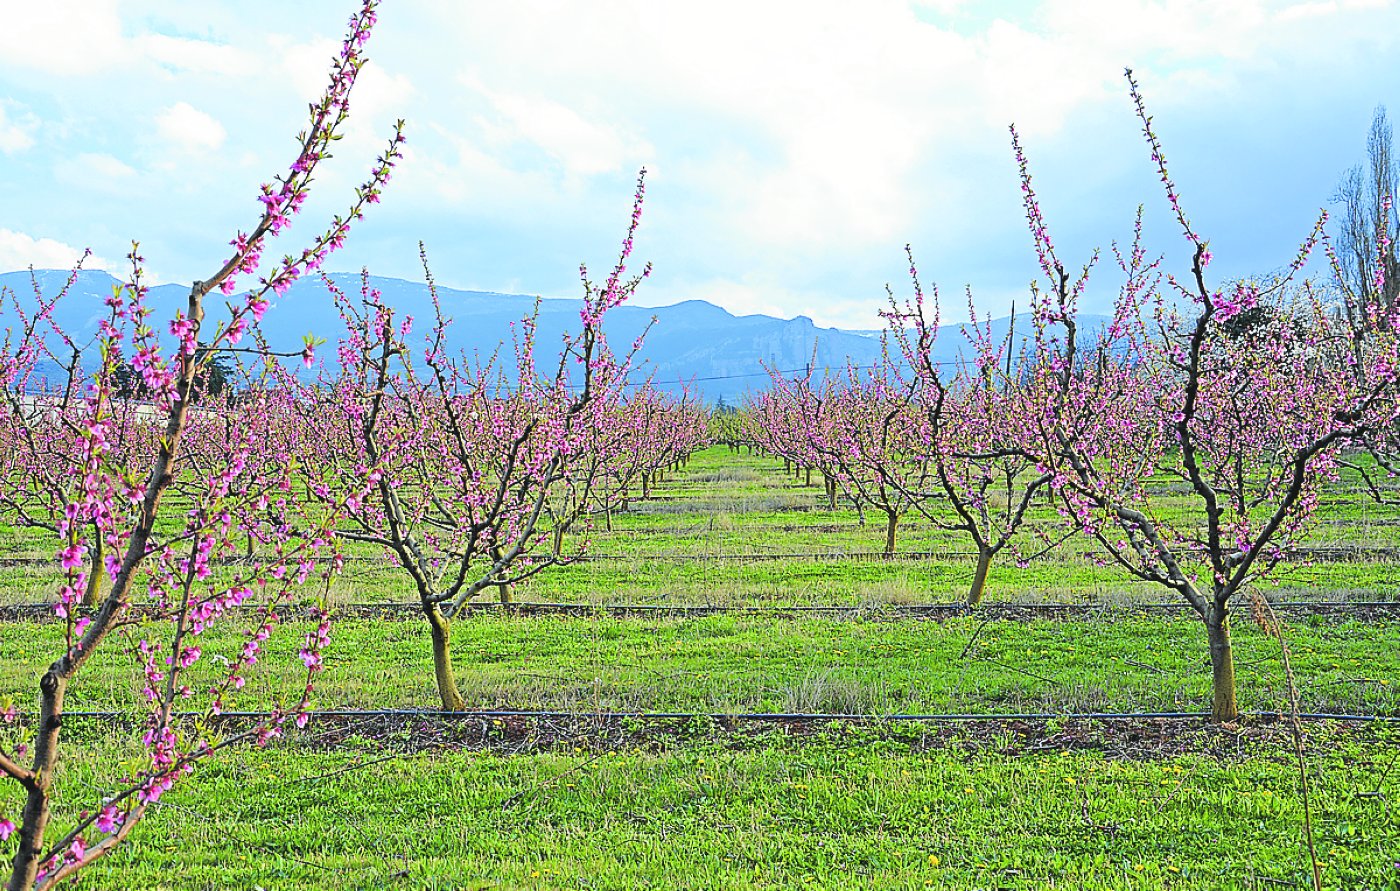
[3,0,1399,885]
[724,80,1400,729]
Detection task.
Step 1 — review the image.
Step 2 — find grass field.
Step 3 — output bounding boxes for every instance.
[40,721,1400,890]
[2,446,1399,889]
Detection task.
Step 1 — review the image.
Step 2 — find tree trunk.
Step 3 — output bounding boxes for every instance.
[81,541,106,607]
[425,604,465,711]
[489,546,514,603]
[641,474,650,499]
[804,467,811,487]
[7,670,67,890]
[966,547,993,607]
[1206,609,1238,721]
[825,476,837,511]
[883,511,898,556]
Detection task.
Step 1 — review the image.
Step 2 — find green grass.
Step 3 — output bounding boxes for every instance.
[9,446,1400,609]
[15,723,1399,890]
[2,613,1398,717]
[4,445,1400,888]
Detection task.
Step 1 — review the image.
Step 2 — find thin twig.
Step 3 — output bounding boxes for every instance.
[498,750,608,810]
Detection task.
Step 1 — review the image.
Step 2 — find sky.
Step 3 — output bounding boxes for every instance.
[0,0,1397,329]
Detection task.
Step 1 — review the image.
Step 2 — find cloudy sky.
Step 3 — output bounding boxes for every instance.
[0,0,1396,328]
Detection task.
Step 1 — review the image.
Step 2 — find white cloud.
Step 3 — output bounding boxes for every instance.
[270,34,414,168]
[155,102,227,153]
[425,1,979,251]
[77,153,137,179]
[409,124,556,210]
[7,0,1400,330]
[915,0,974,14]
[0,230,109,273]
[975,20,1117,133]
[132,33,255,76]
[275,35,413,122]
[0,0,124,75]
[1279,1,1341,19]
[54,153,139,193]
[0,102,37,154]
[1278,0,1391,20]
[467,79,652,178]
[657,276,891,330]
[273,35,342,99]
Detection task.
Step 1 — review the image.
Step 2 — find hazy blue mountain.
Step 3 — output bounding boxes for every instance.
[0,269,1102,404]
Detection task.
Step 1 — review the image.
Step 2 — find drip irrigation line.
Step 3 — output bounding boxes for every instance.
[566,546,1400,563]
[440,600,1400,618]
[3,599,1400,622]
[6,543,1392,569]
[43,708,1400,724]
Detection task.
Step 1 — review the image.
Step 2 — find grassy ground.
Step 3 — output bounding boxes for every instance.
[22,721,1400,890]
[1,612,1398,717]
[9,446,1400,608]
[2,445,1399,888]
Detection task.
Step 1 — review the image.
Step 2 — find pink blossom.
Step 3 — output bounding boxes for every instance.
[95,806,122,834]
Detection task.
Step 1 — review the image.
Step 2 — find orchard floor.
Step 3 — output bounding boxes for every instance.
[2,446,1400,889]
[59,718,1400,890]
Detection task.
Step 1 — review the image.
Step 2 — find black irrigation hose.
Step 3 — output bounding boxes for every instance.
[8,545,1395,567]
[4,599,1400,622]
[439,600,1400,619]
[44,708,1400,724]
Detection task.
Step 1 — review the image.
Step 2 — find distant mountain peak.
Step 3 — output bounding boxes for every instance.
[0,268,1103,403]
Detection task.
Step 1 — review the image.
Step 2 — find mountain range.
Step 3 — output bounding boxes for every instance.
[0,269,1079,404]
